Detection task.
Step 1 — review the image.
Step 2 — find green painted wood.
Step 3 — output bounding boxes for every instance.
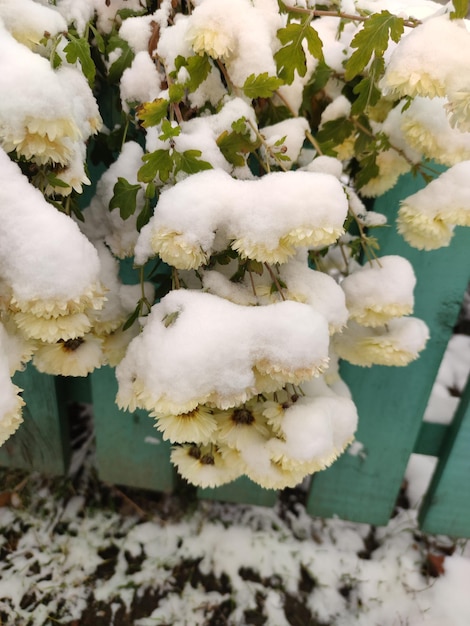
[419,377,470,537]
[90,365,176,492]
[413,422,449,457]
[307,172,470,526]
[198,476,278,507]
[0,364,70,475]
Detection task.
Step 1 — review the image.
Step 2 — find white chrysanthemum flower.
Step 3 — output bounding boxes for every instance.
[359,150,411,198]
[150,229,209,270]
[33,334,105,377]
[397,205,454,250]
[214,403,270,449]
[397,161,470,248]
[232,236,296,265]
[333,318,429,367]
[0,0,67,48]
[400,98,470,167]
[381,17,470,99]
[171,443,244,488]
[188,20,236,60]
[13,311,92,343]
[446,88,470,133]
[100,324,141,368]
[153,405,218,444]
[0,384,24,448]
[341,256,416,327]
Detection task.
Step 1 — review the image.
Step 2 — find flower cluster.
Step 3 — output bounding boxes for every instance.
[1,0,469,489]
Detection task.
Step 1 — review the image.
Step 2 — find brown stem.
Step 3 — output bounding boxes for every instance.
[264,263,286,301]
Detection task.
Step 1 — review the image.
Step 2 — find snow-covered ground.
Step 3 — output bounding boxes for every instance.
[0,331,469,626]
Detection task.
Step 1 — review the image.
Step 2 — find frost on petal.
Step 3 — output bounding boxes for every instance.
[341,256,416,327]
[116,290,330,415]
[0,149,104,317]
[333,318,429,367]
[135,169,348,268]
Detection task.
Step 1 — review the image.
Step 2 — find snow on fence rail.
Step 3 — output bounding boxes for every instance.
[1,175,469,539]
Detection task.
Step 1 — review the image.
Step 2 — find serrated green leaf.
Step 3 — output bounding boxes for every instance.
[107,36,135,82]
[216,129,260,167]
[450,0,469,18]
[247,259,264,275]
[110,177,141,219]
[174,150,213,175]
[64,36,95,86]
[351,75,381,115]
[344,11,404,80]
[138,150,173,183]
[159,119,181,141]
[46,172,71,189]
[243,72,283,99]
[136,98,169,128]
[275,18,324,85]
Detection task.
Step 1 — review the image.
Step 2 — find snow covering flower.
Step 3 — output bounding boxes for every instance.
[397,162,470,249]
[0,149,104,319]
[0,0,66,47]
[400,98,470,167]
[333,318,429,367]
[341,256,416,327]
[135,170,348,268]
[33,334,105,377]
[381,17,470,100]
[154,406,218,445]
[171,443,243,488]
[185,0,278,86]
[116,290,330,415]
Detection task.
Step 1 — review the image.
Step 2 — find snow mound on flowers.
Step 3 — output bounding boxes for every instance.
[116,290,330,415]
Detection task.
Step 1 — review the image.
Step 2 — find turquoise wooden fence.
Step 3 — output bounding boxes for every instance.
[1,172,469,538]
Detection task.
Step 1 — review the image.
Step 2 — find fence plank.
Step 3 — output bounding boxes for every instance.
[91,365,176,492]
[306,172,470,526]
[0,364,70,475]
[419,377,470,538]
[199,477,278,507]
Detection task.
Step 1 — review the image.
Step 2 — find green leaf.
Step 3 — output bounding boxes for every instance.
[89,23,105,54]
[243,73,283,99]
[175,54,212,92]
[174,150,213,175]
[450,0,469,18]
[344,11,404,80]
[136,200,153,232]
[136,98,169,128]
[351,74,381,115]
[316,118,355,145]
[216,128,260,167]
[169,82,185,103]
[123,303,141,331]
[109,177,142,219]
[247,260,264,276]
[275,18,323,85]
[138,150,173,183]
[355,152,380,189]
[107,35,135,82]
[163,311,180,328]
[159,119,181,141]
[64,35,95,86]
